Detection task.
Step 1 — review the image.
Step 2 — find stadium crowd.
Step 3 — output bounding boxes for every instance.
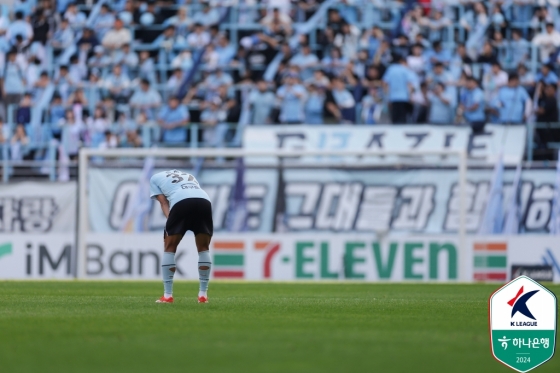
[0,0,559,160]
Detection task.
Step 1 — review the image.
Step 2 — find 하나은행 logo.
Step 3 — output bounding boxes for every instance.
[489,275,557,372]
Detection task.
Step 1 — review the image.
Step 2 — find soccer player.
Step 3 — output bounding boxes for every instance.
[150,169,213,304]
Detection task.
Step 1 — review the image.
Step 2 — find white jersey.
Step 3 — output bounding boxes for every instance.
[149,170,211,209]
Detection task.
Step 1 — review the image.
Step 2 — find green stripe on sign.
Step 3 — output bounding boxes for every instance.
[0,243,12,258]
[214,254,244,266]
[474,255,506,268]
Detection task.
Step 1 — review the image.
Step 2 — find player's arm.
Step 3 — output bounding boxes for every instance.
[155,194,171,218]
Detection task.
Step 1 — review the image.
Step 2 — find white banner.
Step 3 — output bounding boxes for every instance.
[88,167,556,234]
[0,182,76,233]
[243,125,526,165]
[0,234,74,279]
[81,233,461,281]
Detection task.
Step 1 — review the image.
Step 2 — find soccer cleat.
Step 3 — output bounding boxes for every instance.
[198,295,208,303]
[156,295,174,303]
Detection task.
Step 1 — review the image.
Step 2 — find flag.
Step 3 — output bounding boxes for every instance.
[549,150,560,234]
[226,158,247,232]
[273,163,287,232]
[503,162,522,234]
[478,154,504,234]
[120,156,155,232]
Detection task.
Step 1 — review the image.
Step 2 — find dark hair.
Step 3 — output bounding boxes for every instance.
[15,11,23,20]
[140,78,150,86]
[508,73,519,82]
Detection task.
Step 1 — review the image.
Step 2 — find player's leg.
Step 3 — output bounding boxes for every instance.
[161,232,182,299]
[195,233,212,303]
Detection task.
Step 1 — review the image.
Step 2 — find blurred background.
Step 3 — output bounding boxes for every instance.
[0,0,558,284]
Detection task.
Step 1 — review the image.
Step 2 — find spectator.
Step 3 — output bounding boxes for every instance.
[32,71,51,101]
[130,79,162,119]
[215,34,237,66]
[261,7,292,32]
[532,22,560,63]
[327,77,356,123]
[536,84,559,123]
[407,44,427,77]
[166,69,184,97]
[172,50,193,72]
[304,83,325,124]
[1,50,26,118]
[359,25,384,59]
[88,46,110,71]
[461,2,489,60]
[140,0,163,26]
[517,63,535,95]
[77,28,99,57]
[426,9,451,42]
[482,62,508,102]
[361,87,383,124]
[51,19,74,51]
[200,97,228,148]
[0,118,8,145]
[155,25,186,64]
[427,82,453,124]
[334,23,360,60]
[157,96,190,144]
[10,124,29,161]
[102,18,131,51]
[382,56,417,124]
[536,63,558,85]
[459,77,486,132]
[31,8,49,46]
[187,23,210,49]
[16,93,32,125]
[290,44,318,80]
[192,2,220,27]
[138,51,157,85]
[101,65,131,103]
[508,29,529,68]
[305,69,330,90]
[122,129,143,148]
[58,109,84,160]
[50,95,66,139]
[276,74,307,124]
[113,43,139,70]
[93,4,115,39]
[98,130,118,149]
[165,6,191,36]
[6,11,33,47]
[248,80,276,124]
[87,107,109,147]
[64,2,87,30]
[492,74,531,124]
[321,47,348,77]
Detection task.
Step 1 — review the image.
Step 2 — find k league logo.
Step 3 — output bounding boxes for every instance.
[489,276,557,373]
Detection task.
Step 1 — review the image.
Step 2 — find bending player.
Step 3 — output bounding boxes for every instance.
[150,169,213,303]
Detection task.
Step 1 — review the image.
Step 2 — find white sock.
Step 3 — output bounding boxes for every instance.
[198,290,207,297]
[164,293,173,298]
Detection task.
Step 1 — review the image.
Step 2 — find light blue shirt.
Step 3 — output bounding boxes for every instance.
[461,87,486,122]
[495,86,529,123]
[277,84,307,123]
[216,44,236,66]
[158,105,190,143]
[248,90,275,124]
[382,64,416,102]
[304,92,325,124]
[3,62,25,94]
[536,71,559,85]
[428,92,453,124]
[150,170,210,209]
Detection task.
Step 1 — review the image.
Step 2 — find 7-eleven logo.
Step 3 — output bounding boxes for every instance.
[212,241,245,279]
[254,241,281,279]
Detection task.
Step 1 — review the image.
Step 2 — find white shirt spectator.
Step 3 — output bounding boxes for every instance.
[532,25,560,62]
[187,30,210,49]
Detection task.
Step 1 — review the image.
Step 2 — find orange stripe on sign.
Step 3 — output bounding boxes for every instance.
[486,243,507,251]
[213,242,244,250]
[474,243,507,251]
[254,241,269,250]
[214,270,244,278]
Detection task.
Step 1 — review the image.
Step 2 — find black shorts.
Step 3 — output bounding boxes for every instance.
[165,198,213,237]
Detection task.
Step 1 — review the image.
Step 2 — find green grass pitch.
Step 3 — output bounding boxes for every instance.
[0,282,558,373]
